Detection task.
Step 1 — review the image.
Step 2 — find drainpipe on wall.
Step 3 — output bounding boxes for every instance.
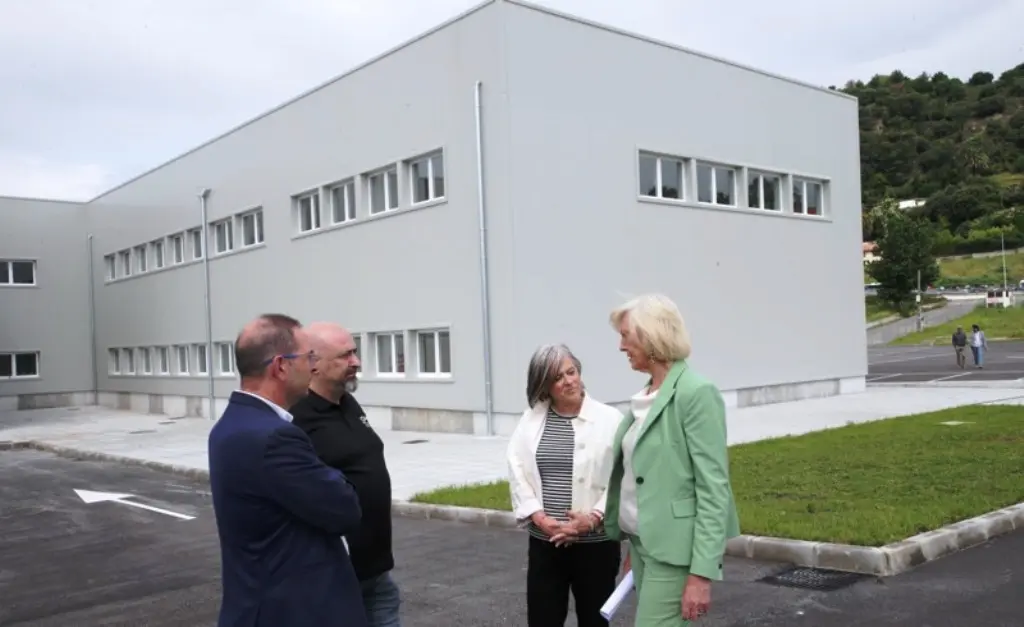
[199,188,216,420]
[474,80,495,436]
[86,234,99,402]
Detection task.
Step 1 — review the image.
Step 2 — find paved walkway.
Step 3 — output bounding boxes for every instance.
[2,385,1023,499]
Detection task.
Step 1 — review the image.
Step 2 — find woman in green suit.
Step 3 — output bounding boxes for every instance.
[603,293,740,626]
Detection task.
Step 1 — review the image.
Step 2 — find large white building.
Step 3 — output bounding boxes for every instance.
[0,0,867,435]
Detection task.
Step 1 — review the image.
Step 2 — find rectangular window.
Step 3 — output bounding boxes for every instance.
[189,228,203,260]
[211,219,233,254]
[175,345,190,375]
[216,342,234,375]
[239,209,264,247]
[134,244,148,272]
[118,250,132,277]
[155,347,169,375]
[121,348,135,375]
[108,348,121,374]
[417,329,452,377]
[170,234,185,264]
[194,344,208,375]
[0,260,37,286]
[368,168,399,214]
[793,178,824,216]
[748,171,781,211]
[329,181,356,224]
[296,192,321,233]
[104,255,116,280]
[139,347,152,375]
[638,153,684,200]
[151,239,165,269]
[696,163,737,206]
[410,153,445,204]
[374,332,405,376]
[353,335,362,377]
[0,352,39,378]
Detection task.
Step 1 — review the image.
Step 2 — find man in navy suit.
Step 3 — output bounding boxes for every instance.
[208,313,368,627]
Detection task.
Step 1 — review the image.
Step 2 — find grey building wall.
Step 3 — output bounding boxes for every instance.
[0,197,95,410]
[85,1,507,421]
[484,1,867,415]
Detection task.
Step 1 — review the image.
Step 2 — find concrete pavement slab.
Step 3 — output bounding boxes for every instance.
[2,450,1023,626]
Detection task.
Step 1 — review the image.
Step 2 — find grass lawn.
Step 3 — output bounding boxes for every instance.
[889,303,1024,345]
[865,294,944,323]
[409,405,1024,546]
[938,249,1024,285]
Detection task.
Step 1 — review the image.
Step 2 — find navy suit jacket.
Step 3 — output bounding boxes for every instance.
[208,391,369,627]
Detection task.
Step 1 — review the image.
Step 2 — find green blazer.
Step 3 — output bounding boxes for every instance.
[604,360,740,581]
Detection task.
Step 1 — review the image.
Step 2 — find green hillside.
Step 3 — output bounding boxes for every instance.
[846,64,1024,256]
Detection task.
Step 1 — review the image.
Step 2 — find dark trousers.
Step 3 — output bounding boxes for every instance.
[526,535,621,627]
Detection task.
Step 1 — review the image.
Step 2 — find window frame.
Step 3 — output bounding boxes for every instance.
[374,331,406,377]
[215,341,234,375]
[637,153,686,201]
[0,259,38,286]
[170,233,186,264]
[155,346,170,375]
[104,255,116,281]
[0,351,40,379]
[296,191,322,233]
[747,170,783,212]
[188,228,203,260]
[121,348,135,375]
[792,178,825,216]
[696,162,738,207]
[409,152,446,205]
[175,345,190,376]
[108,348,121,375]
[194,343,209,375]
[367,167,399,215]
[329,180,356,225]
[139,347,152,375]
[118,250,132,277]
[210,218,234,255]
[238,209,265,248]
[151,239,166,269]
[134,244,148,273]
[416,329,452,378]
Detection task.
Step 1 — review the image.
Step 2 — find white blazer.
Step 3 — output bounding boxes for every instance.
[506,393,624,524]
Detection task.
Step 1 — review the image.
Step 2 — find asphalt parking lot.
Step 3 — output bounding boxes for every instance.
[1,449,1022,626]
[868,341,1024,384]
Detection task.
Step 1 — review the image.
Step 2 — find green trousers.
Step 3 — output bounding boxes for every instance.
[628,535,691,626]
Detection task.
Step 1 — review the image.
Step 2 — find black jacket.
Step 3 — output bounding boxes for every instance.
[290,391,394,581]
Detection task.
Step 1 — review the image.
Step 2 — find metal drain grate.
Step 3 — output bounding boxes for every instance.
[759,567,871,591]
[402,439,429,445]
[128,429,157,435]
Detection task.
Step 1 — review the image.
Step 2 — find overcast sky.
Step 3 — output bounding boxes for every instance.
[1,0,1021,201]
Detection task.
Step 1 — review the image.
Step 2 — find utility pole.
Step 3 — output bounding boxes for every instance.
[916,269,923,332]
[1001,231,1008,293]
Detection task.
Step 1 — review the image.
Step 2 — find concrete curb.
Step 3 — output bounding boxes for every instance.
[6,439,1023,576]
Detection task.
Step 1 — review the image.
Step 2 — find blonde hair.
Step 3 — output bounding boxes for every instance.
[609,293,691,362]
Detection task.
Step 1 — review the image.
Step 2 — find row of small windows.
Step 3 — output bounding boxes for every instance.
[106,328,452,380]
[0,351,39,379]
[103,150,446,283]
[638,152,826,216]
[108,343,235,377]
[0,260,37,286]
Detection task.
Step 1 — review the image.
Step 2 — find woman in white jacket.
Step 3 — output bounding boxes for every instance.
[507,344,624,627]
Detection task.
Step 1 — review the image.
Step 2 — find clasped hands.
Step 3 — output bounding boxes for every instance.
[530,510,600,547]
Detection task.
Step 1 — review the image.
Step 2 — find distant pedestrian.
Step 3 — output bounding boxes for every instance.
[208,314,367,627]
[952,326,967,369]
[506,344,623,627]
[291,322,403,627]
[970,324,988,369]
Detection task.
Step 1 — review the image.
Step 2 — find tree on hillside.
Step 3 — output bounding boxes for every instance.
[868,198,940,314]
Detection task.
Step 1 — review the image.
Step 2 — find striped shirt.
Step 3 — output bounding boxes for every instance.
[527,408,607,543]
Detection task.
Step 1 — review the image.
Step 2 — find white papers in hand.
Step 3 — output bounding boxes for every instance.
[600,571,634,620]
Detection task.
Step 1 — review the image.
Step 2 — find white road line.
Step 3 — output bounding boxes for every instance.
[868,354,953,366]
[930,373,972,382]
[866,373,904,382]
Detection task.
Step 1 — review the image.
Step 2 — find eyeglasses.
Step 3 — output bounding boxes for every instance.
[261,350,317,367]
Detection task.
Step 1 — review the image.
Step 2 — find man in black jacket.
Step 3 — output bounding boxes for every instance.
[952,326,968,369]
[291,322,401,627]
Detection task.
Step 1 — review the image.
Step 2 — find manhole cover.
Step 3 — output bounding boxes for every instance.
[759,567,870,591]
[402,439,429,445]
[128,429,157,435]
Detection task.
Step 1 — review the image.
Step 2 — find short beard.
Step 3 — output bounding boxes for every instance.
[344,378,359,394]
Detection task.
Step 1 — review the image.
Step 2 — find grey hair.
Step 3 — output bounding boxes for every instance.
[526,344,583,408]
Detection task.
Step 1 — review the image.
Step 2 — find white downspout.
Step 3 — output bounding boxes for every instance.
[199,188,216,420]
[474,81,495,436]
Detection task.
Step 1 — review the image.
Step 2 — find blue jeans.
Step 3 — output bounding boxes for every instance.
[360,571,402,627]
[971,345,984,366]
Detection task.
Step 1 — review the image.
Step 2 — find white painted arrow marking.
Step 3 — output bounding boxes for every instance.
[74,489,195,521]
